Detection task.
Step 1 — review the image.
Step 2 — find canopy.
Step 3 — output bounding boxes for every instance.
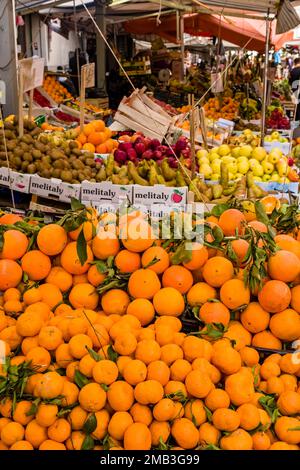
[124,13,294,52]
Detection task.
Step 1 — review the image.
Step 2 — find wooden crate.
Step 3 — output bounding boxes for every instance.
[85,98,109,109]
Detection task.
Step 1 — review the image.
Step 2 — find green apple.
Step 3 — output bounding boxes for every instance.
[252,164,264,177]
[270,172,280,182]
[211,160,221,174]
[262,160,274,174]
[209,153,220,162]
[199,164,213,179]
[249,158,260,170]
[253,176,262,182]
[264,135,272,142]
[251,146,267,162]
[238,160,250,174]
[271,131,280,140]
[231,147,241,158]
[218,144,231,157]
[196,149,208,159]
[268,151,280,164]
[211,173,220,181]
[239,145,253,158]
[198,156,210,166]
[262,174,271,182]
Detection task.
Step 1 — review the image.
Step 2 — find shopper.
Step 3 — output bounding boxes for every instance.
[289,57,300,121]
[69,48,87,96]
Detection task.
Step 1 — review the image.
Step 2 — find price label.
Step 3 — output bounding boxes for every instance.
[0,81,6,105]
[19,57,45,92]
[82,63,95,88]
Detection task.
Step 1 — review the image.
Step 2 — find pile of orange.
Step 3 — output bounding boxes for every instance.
[40,122,64,132]
[43,76,73,104]
[75,120,118,154]
[203,97,239,120]
[0,206,300,451]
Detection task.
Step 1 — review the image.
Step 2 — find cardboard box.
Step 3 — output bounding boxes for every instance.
[81,181,133,205]
[30,175,80,202]
[257,181,298,195]
[263,141,291,155]
[133,185,188,206]
[0,168,31,193]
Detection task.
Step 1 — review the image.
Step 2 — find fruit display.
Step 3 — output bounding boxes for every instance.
[264,131,289,144]
[234,120,261,132]
[64,100,111,118]
[203,97,239,121]
[75,121,117,154]
[43,75,73,104]
[196,140,298,184]
[0,200,300,451]
[31,89,53,108]
[266,106,290,130]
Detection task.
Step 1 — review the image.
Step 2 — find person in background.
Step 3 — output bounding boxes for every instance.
[56,66,77,97]
[69,48,87,96]
[289,57,300,121]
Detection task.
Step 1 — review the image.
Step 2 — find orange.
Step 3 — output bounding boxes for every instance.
[134,379,164,405]
[92,236,120,260]
[220,428,253,450]
[115,250,141,273]
[184,399,206,426]
[37,224,67,256]
[258,280,291,313]
[199,301,230,326]
[48,418,71,443]
[114,331,137,355]
[141,246,169,274]
[279,353,300,374]
[1,230,28,260]
[252,431,271,450]
[239,346,259,366]
[69,334,93,359]
[39,440,66,450]
[101,289,130,315]
[202,256,234,287]
[153,398,176,422]
[153,287,185,317]
[252,330,282,350]
[150,420,170,446]
[82,143,95,152]
[3,287,21,302]
[108,411,133,441]
[76,132,87,145]
[205,388,230,411]
[218,209,246,236]
[274,417,300,444]
[225,372,255,406]
[171,418,199,449]
[162,265,193,294]
[160,343,183,365]
[212,408,240,432]
[92,359,119,385]
[224,321,252,351]
[34,372,64,399]
[212,346,241,375]
[23,286,43,305]
[240,302,270,333]
[185,369,213,398]
[91,119,105,132]
[16,311,43,337]
[107,381,134,411]
[0,259,22,290]
[60,242,93,275]
[170,359,192,382]
[78,383,106,412]
[87,264,106,287]
[147,360,170,386]
[220,279,250,310]
[24,420,47,448]
[123,359,147,385]
[183,336,212,362]
[25,346,51,372]
[277,391,300,415]
[38,326,63,351]
[68,406,88,431]
[0,325,21,349]
[291,284,300,313]
[123,423,151,450]
[128,269,161,299]
[69,283,99,310]
[87,131,105,146]
[135,339,161,365]
[198,422,220,446]
[65,431,85,450]
[187,282,217,306]
[182,243,208,271]
[79,354,96,377]
[269,309,300,341]
[12,401,34,426]
[268,250,300,282]
[130,403,153,426]
[236,403,260,431]
[21,250,51,281]
[36,403,58,427]
[231,239,249,265]
[38,283,63,309]
[45,266,72,292]
[248,220,268,233]
[155,316,182,332]
[1,422,24,446]
[0,213,22,225]
[10,440,34,450]
[126,298,155,326]
[275,234,300,259]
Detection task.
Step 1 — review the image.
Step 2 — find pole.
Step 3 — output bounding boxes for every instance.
[95,0,107,94]
[80,66,86,132]
[180,13,185,81]
[261,14,271,145]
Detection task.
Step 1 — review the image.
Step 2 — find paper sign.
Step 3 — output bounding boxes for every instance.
[19,57,45,92]
[0,81,6,105]
[133,185,187,206]
[81,181,133,204]
[211,72,223,94]
[30,175,80,202]
[82,63,95,88]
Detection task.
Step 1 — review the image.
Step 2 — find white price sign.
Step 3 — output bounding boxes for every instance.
[19,57,45,92]
[82,63,95,88]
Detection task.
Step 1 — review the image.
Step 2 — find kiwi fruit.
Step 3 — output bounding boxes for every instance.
[0,152,7,160]
[19,142,29,151]
[32,149,42,159]
[42,156,51,165]
[4,130,16,139]
[85,158,95,168]
[12,157,22,169]
[3,122,15,131]
[23,152,33,162]
[27,163,37,174]
[53,160,64,170]
[39,135,49,145]
[72,170,78,178]
[41,169,52,178]
[34,141,45,151]
[78,172,86,182]
[52,169,62,179]
[60,170,73,182]
[21,161,29,171]
[72,148,82,156]
[21,134,33,144]
[30,127,42,137]
[6,141,17,151]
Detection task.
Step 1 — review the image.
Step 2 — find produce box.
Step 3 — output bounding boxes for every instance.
[81,181,133,205]
[263,140,291,155]
[0,168,31,193]
[257,181,299,195]
[30,175,81,203]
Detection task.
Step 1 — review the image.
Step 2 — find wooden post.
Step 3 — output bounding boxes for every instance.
[28,69,36,122]
[18,66,24,138]
[189,94,196,180]
[199,107,208,150]
[80,66,86,133]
